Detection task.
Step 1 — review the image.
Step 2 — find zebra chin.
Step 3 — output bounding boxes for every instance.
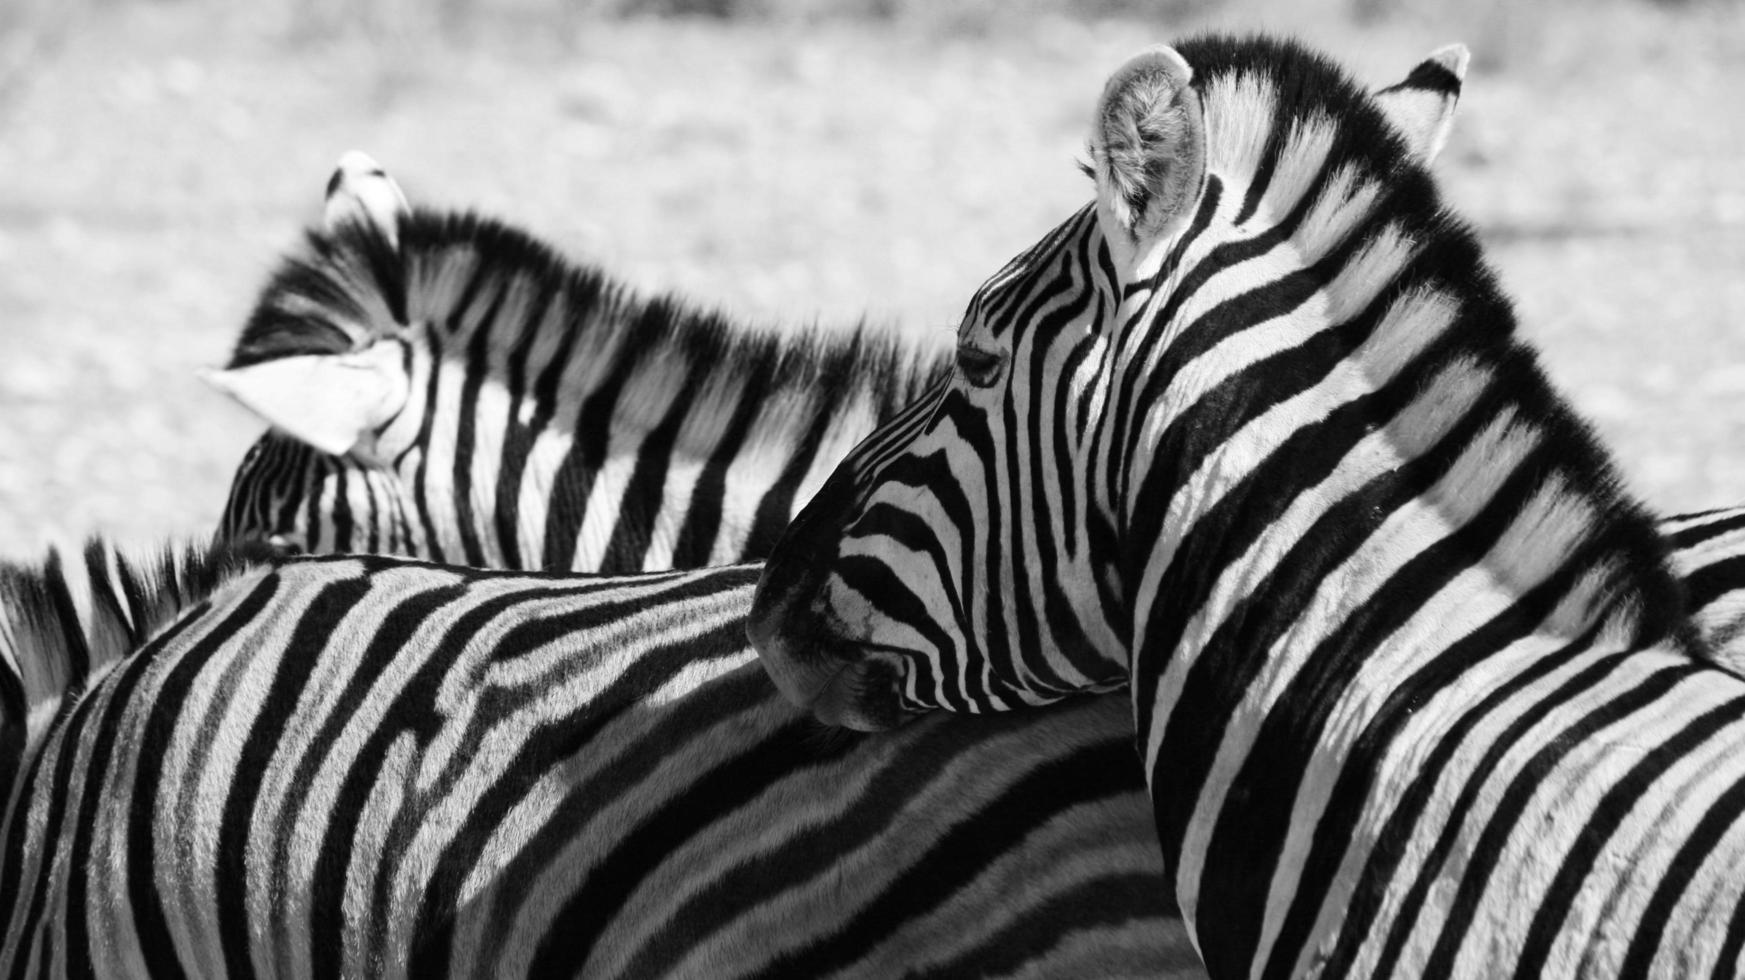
[749,569,906,732]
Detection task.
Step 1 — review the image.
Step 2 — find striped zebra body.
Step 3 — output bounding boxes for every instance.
[209,155,949,571]
[750,36,1745,977]
[0,553,1190,978]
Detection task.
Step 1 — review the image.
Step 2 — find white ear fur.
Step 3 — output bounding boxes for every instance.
[323,150,410,247]
[202,342,409,456]
[1090,46,1206,254]
[1374,44,1469,166]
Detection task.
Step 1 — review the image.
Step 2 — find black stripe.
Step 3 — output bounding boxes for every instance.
[361,464,382,553]
[298,451,324,551]
[1378,58,1462,98]
[113,547,154,641]
[1668,510,1745,550]
[449,275,509,568]
[541,335,634,571]
[1102,176,1211,504]
[41,551,91,695]
[329,462,354,552]
[490,278,559,570]
[739,391,843,562]
[1686,555,1745,612]
[408,326,452,565]
[81,542,134,652]
[599,356,707,573]
[669,356,771,566]
[1050,284,1098,559]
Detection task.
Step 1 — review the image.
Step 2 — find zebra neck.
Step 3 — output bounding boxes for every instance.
[1114,218,1695,736]
[375,260,949,571]
[1113,278,1706,973]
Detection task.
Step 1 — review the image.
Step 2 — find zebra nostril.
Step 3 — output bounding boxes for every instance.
[266,535,304,557]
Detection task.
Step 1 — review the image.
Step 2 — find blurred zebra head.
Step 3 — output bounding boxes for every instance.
[205,153,948,571]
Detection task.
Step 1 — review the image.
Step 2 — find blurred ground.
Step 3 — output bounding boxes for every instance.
[0,0,1741,559]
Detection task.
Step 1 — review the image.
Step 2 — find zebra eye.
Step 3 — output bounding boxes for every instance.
[956,344,1006,388]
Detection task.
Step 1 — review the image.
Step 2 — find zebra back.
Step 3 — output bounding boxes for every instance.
[0,556,1195,978]
[210,156,951,571]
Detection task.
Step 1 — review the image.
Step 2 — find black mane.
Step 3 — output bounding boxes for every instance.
[1173,33,1693,652]
[228,208,951,411]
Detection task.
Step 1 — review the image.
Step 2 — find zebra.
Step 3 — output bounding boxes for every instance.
[208,152,950,571]
[749,35,1745,977]
[0,547,1197,979]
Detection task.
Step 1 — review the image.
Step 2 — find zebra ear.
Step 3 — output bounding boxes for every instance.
[1090,46,1206,256]
[1373,44,1469,166]
[323,150,409,248]
[201,342,409,456]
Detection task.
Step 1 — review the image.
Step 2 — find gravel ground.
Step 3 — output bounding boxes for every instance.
[0,0,1741,559]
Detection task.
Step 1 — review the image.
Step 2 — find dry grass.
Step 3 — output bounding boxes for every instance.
[0,0,1741,559]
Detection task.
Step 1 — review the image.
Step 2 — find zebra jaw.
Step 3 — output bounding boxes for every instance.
[749,577,905,732]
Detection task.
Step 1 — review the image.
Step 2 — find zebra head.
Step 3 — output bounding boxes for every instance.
[750,37,1469,730]
[209,153,952,572]
[203,150,414,459]
[203,151,425,557]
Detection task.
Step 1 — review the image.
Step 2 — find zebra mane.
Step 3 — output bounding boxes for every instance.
[1166,34,1693,652]
[228,208,952,441]
[0,537,272,768]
